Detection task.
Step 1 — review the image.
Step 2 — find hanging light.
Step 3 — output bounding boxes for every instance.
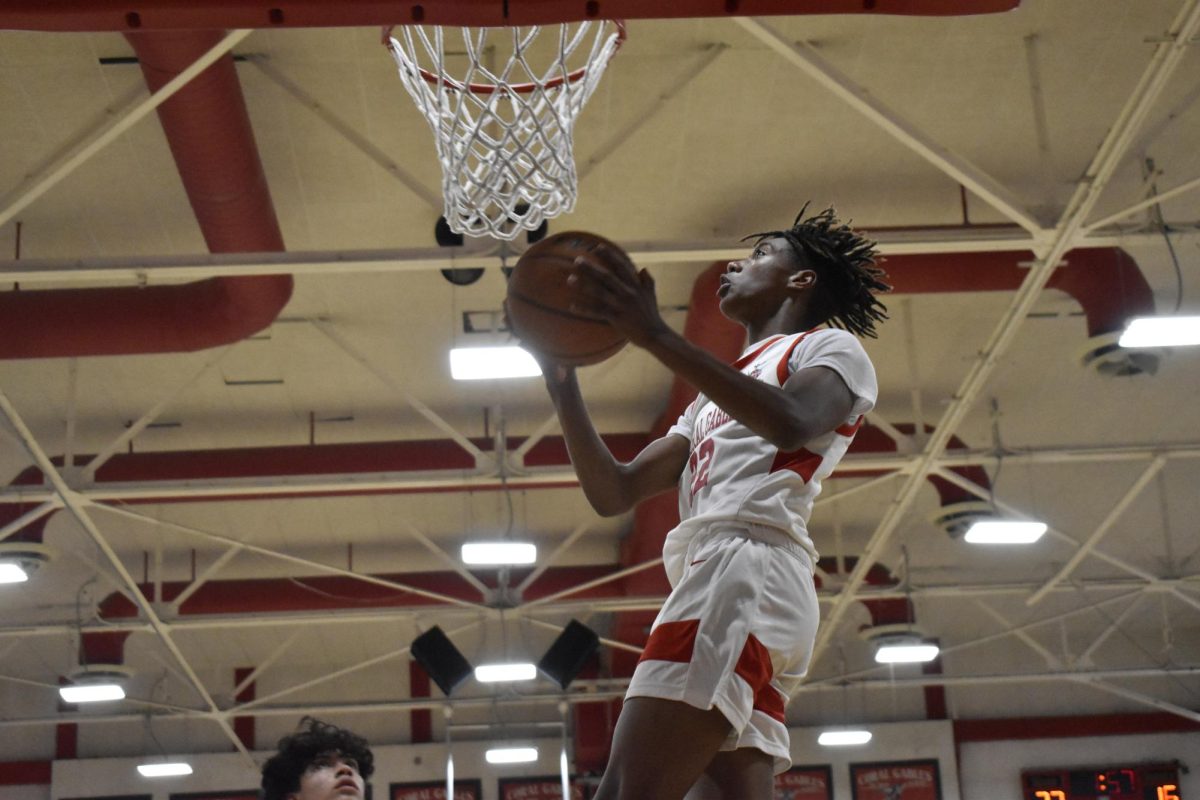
[136,762,193,777]
[59,682,126,703]
[818,729,872,746]
[1119,315,1200,348]
[963,519,1047,544]
[486,746,538,764]
[474,662,537,683]
[873,634,940,664]
[450,346,541,380]
[461,541,537,565]
[59,666,132,704]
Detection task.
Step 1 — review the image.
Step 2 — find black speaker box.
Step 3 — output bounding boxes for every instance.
[411,626,472,696]
[537,619,600,689]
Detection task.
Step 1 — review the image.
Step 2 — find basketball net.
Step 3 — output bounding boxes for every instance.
[385,22,624,240]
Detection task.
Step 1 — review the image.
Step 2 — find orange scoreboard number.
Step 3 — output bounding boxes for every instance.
[1021,763,1182,800]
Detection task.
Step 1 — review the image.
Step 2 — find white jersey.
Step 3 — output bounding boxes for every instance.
[663,328,877,584]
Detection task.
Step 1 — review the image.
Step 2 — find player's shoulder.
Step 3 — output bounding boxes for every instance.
[796,326,865,352]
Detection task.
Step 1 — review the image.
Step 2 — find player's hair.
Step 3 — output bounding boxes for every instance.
[260,716,375,800]
[744,204,890,338]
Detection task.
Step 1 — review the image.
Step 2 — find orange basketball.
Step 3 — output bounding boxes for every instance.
[505,231,630,366]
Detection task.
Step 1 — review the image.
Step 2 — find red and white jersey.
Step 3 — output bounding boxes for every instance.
[663,328,877,584]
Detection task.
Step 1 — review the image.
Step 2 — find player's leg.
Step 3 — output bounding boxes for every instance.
[688,748,776,800]
[591,697,732,800]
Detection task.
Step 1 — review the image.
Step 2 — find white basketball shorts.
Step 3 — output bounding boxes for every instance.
[625,521,818,774]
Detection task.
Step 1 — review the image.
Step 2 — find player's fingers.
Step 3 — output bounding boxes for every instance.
[594,242,638,280]
[569,269,626,304]
[572,253,631,290]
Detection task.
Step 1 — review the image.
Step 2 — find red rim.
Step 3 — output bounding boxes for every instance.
[384,20,626,95]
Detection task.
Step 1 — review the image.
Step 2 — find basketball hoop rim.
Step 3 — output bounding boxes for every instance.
[382,20,626,95]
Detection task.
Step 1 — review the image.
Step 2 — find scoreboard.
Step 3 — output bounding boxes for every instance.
[1022,763,1182,800]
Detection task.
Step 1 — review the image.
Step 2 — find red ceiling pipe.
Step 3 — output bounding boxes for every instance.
[886,247,1152,338]
[55,677,78,760]
[0,1,1020,32]
[0,503,52,544]
[233,666,256,751]
[0,30,292,360]
[410,663,433,744]
[0,760,52,788]
[79,630,132,666]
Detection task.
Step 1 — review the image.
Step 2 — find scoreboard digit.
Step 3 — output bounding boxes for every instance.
[1021,763,1182,800]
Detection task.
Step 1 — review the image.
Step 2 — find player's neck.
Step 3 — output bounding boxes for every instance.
[743,301,820,344]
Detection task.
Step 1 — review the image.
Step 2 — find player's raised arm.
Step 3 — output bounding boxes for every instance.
[542,362,689,517]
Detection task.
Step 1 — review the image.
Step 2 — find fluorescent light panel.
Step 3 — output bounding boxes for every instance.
[461,542,536,565]
[0,562,29,584]
[875,642,940,664]
[1119,315,1200,348]
[137,762,193,777]
[486,746,538,764]
[818,729,872,746]
[450,346,541,380]
[475,662,537,682]
[59,683,125,703]
[964,520,1047,544]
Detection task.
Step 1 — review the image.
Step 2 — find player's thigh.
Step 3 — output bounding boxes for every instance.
[594,697,733,800]
[701,748,776,800]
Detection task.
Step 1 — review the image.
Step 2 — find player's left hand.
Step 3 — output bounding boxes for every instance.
[567,249,670,348]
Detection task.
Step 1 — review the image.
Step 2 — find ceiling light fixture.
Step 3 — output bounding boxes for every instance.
[60,665,133,704]
[1119,315,1200,348]
[963,520,1047,544]
[461,541,536,565]
[58,682,126,703]
[0,562,29,584]
[474,662,537,683]
[485,746,538,764]
[0,543,55,585]
[450,346,541,380]
[818,729,872,746]
[873,635,940,664]
[136,762,193,777]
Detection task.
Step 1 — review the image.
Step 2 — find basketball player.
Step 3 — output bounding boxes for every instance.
[539,207,888,800]
[261,716,374,800]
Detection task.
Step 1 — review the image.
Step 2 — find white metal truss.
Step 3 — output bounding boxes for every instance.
[808,0,1200,668]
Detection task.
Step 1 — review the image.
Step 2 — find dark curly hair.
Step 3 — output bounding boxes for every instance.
[260,717,375,800]
[744,204,890,338]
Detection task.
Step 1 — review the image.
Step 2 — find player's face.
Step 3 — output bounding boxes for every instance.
[718,236,812,322]
[289,752,364,800]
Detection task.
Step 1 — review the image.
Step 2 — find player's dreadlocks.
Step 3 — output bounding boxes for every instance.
[745,204,890,338]
[260,716,375,800]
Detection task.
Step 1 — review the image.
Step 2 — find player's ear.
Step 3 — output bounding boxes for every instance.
[787,269,818,292]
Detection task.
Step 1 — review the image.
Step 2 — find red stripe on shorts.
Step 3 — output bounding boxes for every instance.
[736,634,786,723]
[753,685,787,723]
[638,619,699,664]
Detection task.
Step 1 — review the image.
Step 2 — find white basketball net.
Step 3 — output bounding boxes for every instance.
[386,22,623,240]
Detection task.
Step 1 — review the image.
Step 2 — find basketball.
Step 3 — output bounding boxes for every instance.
[505,231,631,366]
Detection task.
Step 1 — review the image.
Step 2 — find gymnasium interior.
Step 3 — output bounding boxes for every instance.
[1,1,1198,798]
